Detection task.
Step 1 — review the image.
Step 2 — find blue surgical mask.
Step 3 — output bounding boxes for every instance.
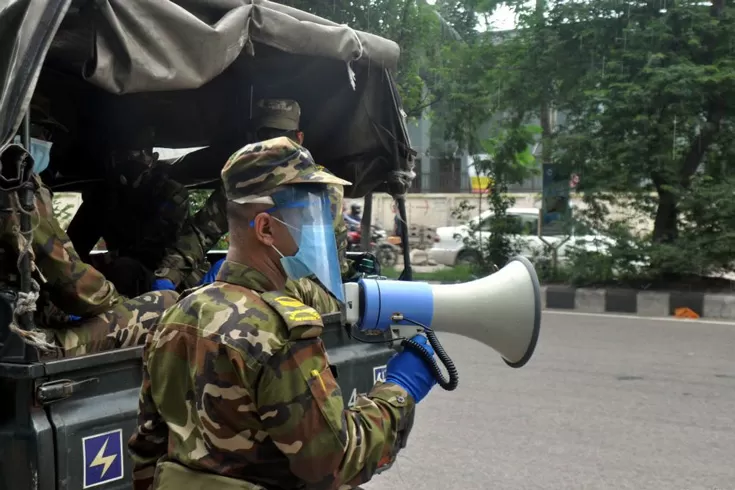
[272,223,345,304]
[13,136,53,174]
[260,185,345,304]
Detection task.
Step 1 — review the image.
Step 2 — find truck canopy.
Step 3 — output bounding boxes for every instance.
[0,10,411,486]
[0,0,416,197]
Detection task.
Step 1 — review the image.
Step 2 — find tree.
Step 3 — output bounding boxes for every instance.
[549,0,735,279]
[427,1,550,270]
[468,124,542,270]
[280,0,450,119]
[440,0,735,283]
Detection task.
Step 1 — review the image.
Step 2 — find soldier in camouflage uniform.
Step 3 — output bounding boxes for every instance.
[152,98,353,292]
[66,146,191,297]
[127,136,437,490]
[0,139,179,358]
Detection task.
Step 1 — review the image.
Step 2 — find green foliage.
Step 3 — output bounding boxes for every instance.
[279,0,448,119]
[450,198,505,275]
[670,173,735,275]
[188,189,209,213]
[551,0,735,282]
[449,124,541,275]
[438,0,735,287]
[194,0,735,288]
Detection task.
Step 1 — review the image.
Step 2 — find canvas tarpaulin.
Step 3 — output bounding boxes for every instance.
[0,0,416,197]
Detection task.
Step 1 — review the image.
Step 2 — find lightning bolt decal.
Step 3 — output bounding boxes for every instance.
[90,438,116,478]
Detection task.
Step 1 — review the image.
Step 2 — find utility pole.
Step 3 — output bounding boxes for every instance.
[535,0,569,271]
[536,0,552,166]
[360,192,373,253]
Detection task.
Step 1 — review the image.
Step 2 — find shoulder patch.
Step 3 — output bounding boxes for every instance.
[260,291,324,340]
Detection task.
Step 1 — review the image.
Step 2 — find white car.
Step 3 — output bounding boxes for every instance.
[428,207,614,267]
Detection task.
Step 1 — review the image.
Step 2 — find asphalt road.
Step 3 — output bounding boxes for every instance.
[362,311,735,490]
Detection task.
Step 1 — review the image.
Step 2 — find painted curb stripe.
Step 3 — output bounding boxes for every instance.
[427,281,733,320]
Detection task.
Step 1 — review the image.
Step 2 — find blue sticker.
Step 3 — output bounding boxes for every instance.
[82,429,124,488]
[373,365,387,383]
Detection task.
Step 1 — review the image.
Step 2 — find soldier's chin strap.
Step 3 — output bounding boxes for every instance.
[0,141,55,354]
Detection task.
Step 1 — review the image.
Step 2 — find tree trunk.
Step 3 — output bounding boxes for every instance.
[651,188,678,244]
[649,0,725,247]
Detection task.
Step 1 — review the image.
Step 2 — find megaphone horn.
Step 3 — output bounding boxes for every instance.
[426,255,542,368]
[344,255,542,387]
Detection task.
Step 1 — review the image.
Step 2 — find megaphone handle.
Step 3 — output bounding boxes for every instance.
[402,329,459,391]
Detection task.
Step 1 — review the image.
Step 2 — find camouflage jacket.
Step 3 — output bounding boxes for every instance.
[128,260,415,490]
[0,175,123,324]
[76,163,190,272]
[154,182,353,290]
[285,277,341,316]
[153,184,228,289]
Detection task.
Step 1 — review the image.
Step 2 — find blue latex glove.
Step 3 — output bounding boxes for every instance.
[68,315,81,321]
[198,258,225,286]
[152,278,176,291]
[385,334,437,403]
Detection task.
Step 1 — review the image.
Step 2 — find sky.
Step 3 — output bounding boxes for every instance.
[425,0,522,31]
[481,4,520,31]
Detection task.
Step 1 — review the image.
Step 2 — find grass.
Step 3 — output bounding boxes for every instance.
[380,264,476,282]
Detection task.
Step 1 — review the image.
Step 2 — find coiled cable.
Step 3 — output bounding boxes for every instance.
[394,315,459,391]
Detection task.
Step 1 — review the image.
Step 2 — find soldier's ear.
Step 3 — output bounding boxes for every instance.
[296,131,304,145]
[253,212,275,246]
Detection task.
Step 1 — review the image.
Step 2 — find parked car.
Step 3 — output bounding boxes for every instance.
[429,207,615,267]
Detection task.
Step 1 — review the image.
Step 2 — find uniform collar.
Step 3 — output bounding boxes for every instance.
[214,260,274,292]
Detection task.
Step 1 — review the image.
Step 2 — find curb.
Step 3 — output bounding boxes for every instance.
[541,285,735,320]
[428,282,735,320]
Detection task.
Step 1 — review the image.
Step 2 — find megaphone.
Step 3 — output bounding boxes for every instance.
[343,255,542,390]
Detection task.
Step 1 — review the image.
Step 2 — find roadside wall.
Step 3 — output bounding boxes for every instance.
[53,191,654,234]
[351,192,654,234]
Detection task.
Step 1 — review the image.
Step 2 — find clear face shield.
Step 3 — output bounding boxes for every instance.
[260,185,344,303]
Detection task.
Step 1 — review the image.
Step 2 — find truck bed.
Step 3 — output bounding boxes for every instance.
[0,313,394,490]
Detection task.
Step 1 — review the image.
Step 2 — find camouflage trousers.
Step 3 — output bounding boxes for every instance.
[41,290,179,359]
[149,461,365,490]
[151,461,268,490]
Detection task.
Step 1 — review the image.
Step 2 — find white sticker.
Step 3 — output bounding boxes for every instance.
[373,365,387,384]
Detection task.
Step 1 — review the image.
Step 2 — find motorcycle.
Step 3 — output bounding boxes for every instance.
[346,223,400,268]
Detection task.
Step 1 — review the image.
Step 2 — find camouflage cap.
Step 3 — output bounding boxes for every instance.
[221,136,351,204]
[254,98,301,132]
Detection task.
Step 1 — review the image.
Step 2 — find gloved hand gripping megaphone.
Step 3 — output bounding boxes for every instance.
[343,255,543,391]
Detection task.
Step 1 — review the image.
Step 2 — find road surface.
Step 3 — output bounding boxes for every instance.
[363,311,735,490]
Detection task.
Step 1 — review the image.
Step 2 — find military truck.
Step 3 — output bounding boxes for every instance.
[0,1,417,488]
